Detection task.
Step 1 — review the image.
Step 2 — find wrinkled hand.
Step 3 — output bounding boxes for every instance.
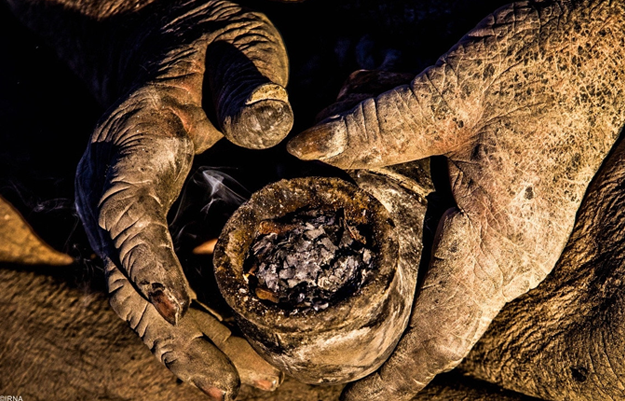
[289,1,625,400]
[75,1,291,399]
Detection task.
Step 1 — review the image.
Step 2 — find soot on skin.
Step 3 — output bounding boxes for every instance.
[243,207,375,313]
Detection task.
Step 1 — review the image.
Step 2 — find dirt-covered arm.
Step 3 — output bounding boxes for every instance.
[289,1,625,400]
[460,129,625,401]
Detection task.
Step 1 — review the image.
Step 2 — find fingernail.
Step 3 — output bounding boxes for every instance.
[149,287,184,325]
[200,385,225,401]
[246,99,293,147]
[253,379,276,391]
[226,99,294,149]
[221,83,293,150]
[287,120,346,161]
[245,82,289,104]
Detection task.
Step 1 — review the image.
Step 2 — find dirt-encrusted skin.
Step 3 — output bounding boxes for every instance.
[0,196,74,266]
[289,1,625,400]
[460,133,625,400]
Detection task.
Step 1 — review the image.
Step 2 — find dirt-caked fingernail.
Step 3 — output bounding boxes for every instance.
[202,385,225,401]
[149,287,184,325]
[253,379,277,391]
[287,120,346,161]
[241,99,293,147]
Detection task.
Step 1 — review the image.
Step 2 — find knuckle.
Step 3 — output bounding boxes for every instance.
[98,186,141,232]
[152,335,179,366]
[107,279,139,323]
[158,334,203,375]
[139,308,184,360]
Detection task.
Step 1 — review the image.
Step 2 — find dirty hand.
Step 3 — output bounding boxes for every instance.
[289,1,625,400]
[72,1,291,399]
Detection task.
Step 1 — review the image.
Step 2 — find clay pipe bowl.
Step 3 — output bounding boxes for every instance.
[214,177,412,384]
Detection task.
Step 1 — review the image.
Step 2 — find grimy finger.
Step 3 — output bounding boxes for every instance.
[75,0,294,326]
[189,308,284,391]
[187,1,293,149]
[76,85,211,325]
[105,258,240,401]
[287,70,469,169]
[286,0,561,169]
[7,0,292,152]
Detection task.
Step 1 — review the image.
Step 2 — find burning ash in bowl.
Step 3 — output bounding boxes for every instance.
[244,207,375,313]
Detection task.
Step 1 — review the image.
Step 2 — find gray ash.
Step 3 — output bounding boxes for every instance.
[243,208,375,313]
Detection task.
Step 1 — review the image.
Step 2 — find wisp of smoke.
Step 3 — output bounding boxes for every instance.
[196,168,249,215]
[170,167,250,247]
